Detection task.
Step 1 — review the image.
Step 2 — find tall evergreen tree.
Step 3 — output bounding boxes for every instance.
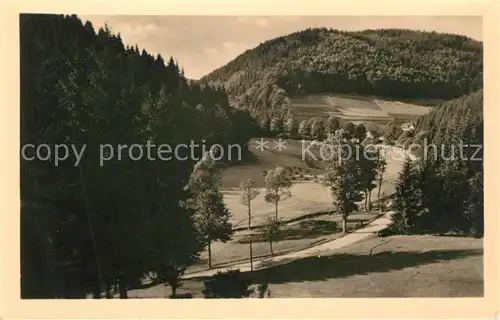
[390,158,422,233]
[20,13,253,298]
[324,140,363,233]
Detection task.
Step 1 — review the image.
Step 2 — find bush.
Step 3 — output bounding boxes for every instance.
[257,284,271,298]
[377,228,395,237]
[202,269,253,298]
[169,293,193,299]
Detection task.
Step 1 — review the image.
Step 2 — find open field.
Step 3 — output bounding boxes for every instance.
[128,235,483,298]
[173,139,408,274]
[290,94,433,125]
[221,139,406,230]
[192,211,381,271]
[221,139,323,189]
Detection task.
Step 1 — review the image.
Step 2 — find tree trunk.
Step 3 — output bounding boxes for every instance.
[275,192,279,220]
[378,176,383,212]
[171,286,177,299]
[118,275,127,299]
[365,190,368,210]
[105,283,112,299]
[92,279,101,299]
[248,204,253,272]
[208,242,212,269]
[250,238,254,271]
[269,240,274,256]
[368,192,372,210]
[342,217,347,233]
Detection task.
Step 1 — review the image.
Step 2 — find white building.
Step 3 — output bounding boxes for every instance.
[401,123,415,131]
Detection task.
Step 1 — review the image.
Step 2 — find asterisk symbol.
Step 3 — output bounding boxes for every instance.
[273,138,287,152]
[254,138,269,151]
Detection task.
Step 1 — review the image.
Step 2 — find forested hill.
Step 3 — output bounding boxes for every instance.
[20,14,255,298]
[200,28,483,122]
[390,89,483,237]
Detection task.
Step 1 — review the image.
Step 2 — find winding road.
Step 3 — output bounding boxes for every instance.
[183,211,393,279]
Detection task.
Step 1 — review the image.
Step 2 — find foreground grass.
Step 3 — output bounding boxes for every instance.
[249,235,483,297]
[190,211,379,272]
[128,235,482,298]
[221,138,404,229]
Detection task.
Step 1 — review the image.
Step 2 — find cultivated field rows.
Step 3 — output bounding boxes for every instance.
[290,94,432,124]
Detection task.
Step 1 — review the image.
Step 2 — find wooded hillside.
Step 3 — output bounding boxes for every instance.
[201,28,483,122]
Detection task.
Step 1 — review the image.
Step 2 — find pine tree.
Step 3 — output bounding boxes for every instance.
[186,155,233,269]
[20,14,253,298]
[390,158,421,234]
[325,116,340,137]
[284,115,295,139]
[354,124,367,141]
[324,140,363,233]
[191,188,233,269]
[270,117,283,137]
[298,120,309,139]
[311,119,325,141]
[342,121,356,140]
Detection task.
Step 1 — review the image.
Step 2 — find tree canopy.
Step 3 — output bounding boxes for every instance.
[20,13,254,298]
[201,28,483,124]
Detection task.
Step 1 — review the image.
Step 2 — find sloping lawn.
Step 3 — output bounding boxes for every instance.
[127,235,482,298]
[249,235,483,297]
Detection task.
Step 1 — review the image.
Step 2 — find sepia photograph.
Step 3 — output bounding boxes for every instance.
[17,13,487,301]
[2,0,499,317]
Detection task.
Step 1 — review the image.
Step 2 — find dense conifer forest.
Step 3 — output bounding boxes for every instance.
[389,90,483,237]
[20,13,255,298]
[201,28,483,122]
[19,14,484,299]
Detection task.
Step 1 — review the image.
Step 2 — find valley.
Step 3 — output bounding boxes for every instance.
[20,14,484,303]
[290,94,435,125]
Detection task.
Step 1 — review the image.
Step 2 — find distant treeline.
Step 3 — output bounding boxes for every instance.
[201,27,483,124]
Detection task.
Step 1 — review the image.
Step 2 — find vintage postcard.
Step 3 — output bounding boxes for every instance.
[0,0,498,319]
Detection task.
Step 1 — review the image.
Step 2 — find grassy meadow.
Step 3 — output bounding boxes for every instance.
[124,104,482,299]
[176,137,408,272]
[129,235,483,298]
[220,138,405,230]
[130,94,480,298]
[290,94,434,125]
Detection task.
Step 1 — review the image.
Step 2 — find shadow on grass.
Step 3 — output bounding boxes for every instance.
[247,249,483,285]
[237,217,378,243]
[238,219,339,243]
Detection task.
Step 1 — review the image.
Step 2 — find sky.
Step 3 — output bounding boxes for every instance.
[79,15,482,80]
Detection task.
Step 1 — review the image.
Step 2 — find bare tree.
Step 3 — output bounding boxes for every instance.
[239,179,260,272]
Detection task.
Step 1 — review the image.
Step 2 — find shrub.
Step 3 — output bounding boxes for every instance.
[202,269,253,298]
[169,293,193,299]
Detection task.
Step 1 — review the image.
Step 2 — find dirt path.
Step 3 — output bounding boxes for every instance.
[183,211,393,279]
